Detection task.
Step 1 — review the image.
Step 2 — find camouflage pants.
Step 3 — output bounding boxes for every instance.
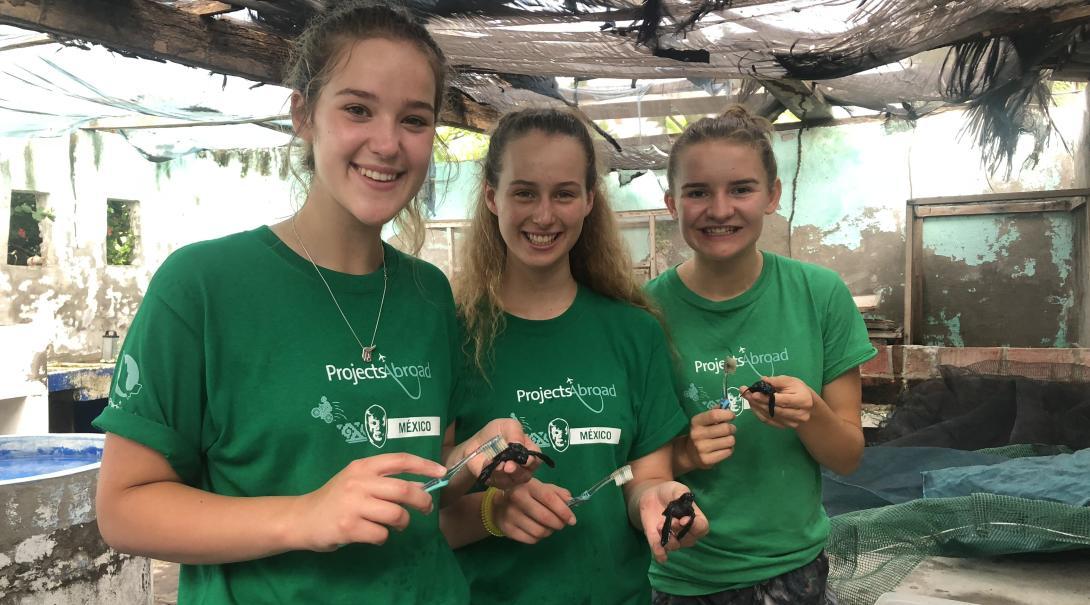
[651,552,837,605]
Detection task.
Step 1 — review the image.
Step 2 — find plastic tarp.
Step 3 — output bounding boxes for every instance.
[0,26,292,157]
[923,448,1090,507]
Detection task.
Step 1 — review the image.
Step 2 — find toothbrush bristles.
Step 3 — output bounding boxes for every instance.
[612,465,633,486]
[479,434,507,458]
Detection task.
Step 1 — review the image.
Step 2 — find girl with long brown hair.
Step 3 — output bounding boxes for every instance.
[440,108,708,605]
[93,3,531,602]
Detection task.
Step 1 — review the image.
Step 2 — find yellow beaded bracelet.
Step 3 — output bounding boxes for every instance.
[480,487,505,537]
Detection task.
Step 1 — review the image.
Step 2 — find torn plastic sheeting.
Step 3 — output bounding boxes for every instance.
[0,34,291,137]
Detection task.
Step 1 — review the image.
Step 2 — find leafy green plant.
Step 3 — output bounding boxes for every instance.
[7,192,47,266]
[12,202,55,223]
[107,200,137,265]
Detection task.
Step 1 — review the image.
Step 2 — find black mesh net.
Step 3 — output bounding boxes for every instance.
[873,363,1090,450]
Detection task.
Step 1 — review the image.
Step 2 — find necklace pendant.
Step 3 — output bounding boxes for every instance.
[362,346,376,363]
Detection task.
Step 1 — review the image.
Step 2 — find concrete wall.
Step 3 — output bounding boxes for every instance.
[0,131,296,360]
[0,435,150,603]
[0,323,48,434]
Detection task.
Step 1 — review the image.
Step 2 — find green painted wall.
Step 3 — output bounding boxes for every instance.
[428,91,1087,347]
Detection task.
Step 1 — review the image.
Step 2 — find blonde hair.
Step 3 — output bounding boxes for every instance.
[284,0,447,253]
[666,105,778,194]
[455,108,658,373]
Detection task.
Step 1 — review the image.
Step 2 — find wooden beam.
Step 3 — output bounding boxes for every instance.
[1053,4,1090,23]
[0,31,52,52]
[0,0,288,83]
[1078,203,1090,347]
[175,1,240,18]
[445,226,455,276]
[756,78,834,123]
[914,199,1077,217]
[909,188,1090,206]
[442,89,499,133]
[903,205,919,346]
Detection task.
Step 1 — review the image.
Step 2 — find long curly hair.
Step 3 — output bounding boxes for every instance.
[455,108,658,374]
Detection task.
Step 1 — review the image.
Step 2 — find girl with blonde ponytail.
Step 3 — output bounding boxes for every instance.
[646,105,876,605]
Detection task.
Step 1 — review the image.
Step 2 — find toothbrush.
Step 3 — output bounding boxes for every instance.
[423,434,507,494]
[566,465,633,508]
[719,354,738,409]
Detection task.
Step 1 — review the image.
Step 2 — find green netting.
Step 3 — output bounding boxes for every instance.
[827,493,1090,605]
[975,443,1075,459]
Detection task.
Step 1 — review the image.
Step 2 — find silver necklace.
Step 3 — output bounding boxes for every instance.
[291,216,387,363]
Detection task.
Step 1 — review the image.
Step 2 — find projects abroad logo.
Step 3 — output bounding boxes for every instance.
[692,347,790,375]
[323,352,433,400]
[515,376,618,414]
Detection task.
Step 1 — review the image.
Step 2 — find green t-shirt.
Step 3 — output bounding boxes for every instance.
[453,286,688,605]
[644,252,876,596]
[93,226,469,605]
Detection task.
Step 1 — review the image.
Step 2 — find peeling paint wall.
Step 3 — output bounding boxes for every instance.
[910,90,1087,347]
[776,123,911,323]
[921,213,1078,347]
[0,132,295,359]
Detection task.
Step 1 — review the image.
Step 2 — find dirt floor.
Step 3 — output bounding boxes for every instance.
[153,551,1090,603]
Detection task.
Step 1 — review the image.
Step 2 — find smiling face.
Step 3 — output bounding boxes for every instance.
[665,140,781,265]
[485,130,594,276]
[293,37,437,230]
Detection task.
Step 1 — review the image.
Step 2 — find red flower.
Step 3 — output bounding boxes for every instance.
[17,228,26,239]
[107,227,113,236]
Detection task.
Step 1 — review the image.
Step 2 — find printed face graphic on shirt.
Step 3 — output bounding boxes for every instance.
[548,418,570,452]
[365,404,388,448]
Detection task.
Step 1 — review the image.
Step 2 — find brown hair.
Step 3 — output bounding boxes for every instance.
[284,0,447,253]
[455,108,659,374]
[666,105,778,193]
